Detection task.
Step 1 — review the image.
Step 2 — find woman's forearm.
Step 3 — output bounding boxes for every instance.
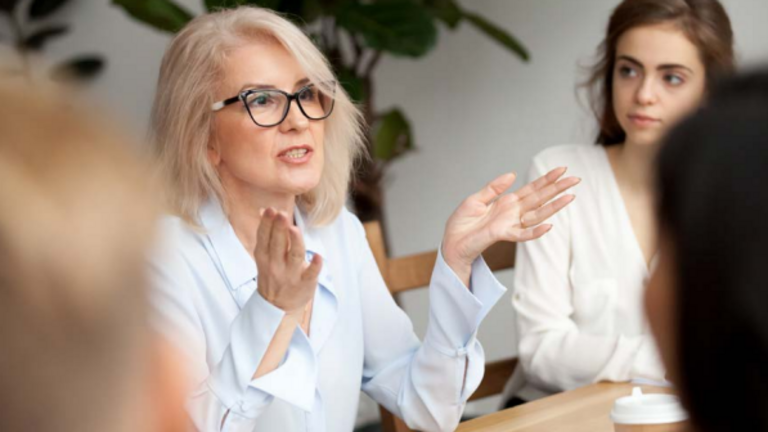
[253,311,303,379]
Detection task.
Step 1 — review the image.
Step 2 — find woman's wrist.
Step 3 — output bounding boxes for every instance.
[258,286,306,315]
[441,245,473,289]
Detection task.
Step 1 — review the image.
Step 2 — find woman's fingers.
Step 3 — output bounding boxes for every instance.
[471,172,517,205]
[255,207,276,260]
[287,225,307,267]
[511,167,567,202]
[269,212,290,260]
[519,176,580,214]
[515,224,553,242]
[520,194,575,227]
[302,253,323,283]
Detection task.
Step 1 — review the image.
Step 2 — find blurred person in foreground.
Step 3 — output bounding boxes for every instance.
[647,69,768,431]
[0,84,188,432]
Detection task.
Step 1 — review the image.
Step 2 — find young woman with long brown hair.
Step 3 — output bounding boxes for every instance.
[504,0,736,407]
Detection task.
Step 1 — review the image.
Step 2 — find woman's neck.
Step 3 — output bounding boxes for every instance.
[223,183,296,258]
[607,140,658,194]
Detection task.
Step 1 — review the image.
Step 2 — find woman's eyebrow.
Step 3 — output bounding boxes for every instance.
[238,78,310,92]
[617,55,694,74]
[617,55,644,70]
[657,64,694,74]
[239,83,275,91]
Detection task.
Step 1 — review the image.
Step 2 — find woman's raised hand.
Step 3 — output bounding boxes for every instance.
[255,208,322,314]
[441,167,580,285]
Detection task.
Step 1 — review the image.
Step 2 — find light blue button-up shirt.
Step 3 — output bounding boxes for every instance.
[150,200,506,432]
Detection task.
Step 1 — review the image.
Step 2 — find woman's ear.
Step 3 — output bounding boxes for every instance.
[146,335,192,432]
[208,141,222,167]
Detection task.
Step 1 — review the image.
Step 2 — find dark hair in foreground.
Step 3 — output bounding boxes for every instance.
[656,69,768,432]
[585,0,735,146]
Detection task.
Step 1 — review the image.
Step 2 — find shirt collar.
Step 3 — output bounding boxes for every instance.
[293,207,325,263]
[199,199,256,291]
[293,207,335,292]
[198,199,331,291]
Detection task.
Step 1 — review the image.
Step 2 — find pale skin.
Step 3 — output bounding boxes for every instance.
[209,39,579,385]
[606,23,707,267]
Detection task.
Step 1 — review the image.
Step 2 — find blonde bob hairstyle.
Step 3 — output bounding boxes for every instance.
[151,6,366,227]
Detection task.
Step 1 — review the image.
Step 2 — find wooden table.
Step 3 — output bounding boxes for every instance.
[457,383,674,432]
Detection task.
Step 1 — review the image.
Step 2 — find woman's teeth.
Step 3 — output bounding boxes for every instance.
[285,149,308,159]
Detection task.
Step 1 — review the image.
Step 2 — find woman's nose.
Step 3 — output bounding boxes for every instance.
[279,100,309,132]
[635,77,659,106]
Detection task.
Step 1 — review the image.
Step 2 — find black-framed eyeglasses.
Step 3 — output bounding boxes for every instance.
[211,81,336,127]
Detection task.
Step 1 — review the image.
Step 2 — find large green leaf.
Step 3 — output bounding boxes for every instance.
[28,0,69,19]
[50,56,105,82]
[336,0,437,57]
[272,0,323,24]
[241,0,281,9]
[337,66,365,103]
[22,25,69,50]
[204,0,249,11]
[462,11,529,62]
[205,0,323,25]
[0,0,21,14]
[424,0,461,29]
[205,0,287,12]
[373,108,413,161]
[111,0,194,33]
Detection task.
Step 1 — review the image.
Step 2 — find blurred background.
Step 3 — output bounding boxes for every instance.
[1,0,766,429]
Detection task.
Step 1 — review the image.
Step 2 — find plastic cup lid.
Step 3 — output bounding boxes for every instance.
[610,387,689,425]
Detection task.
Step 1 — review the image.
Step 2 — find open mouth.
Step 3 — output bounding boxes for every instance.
[283,148,309,159]
[278,146,313,163]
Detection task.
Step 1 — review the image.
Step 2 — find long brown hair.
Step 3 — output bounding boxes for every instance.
[585,0,735,146]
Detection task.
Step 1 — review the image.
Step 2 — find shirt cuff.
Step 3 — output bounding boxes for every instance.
[208,289,317,417]
[249,328,316,412]
[424,248,507,355]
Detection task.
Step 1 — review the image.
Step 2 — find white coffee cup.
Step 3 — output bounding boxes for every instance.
[610,387,689,432]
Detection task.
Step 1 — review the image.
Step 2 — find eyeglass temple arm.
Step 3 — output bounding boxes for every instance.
[211,95,241,112]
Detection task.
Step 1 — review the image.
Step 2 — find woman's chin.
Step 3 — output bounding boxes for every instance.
[625,130,665,148]
[285,179,321,197]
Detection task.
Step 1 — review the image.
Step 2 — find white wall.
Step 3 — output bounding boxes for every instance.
[28,0,768,422]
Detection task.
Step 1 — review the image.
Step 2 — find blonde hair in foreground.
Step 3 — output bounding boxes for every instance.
[151,6,366,226]
[0,85,160,432]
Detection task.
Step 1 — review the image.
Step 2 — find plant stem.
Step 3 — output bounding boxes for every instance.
[320,16,331,51]
[363,51,382,78]
[352,34,363,73]
[9,13,31,82]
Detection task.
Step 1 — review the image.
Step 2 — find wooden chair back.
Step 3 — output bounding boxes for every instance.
[363,221,519,432]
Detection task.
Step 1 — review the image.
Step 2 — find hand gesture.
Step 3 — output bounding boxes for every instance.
[442,167,579,284]
[255,208,322,314]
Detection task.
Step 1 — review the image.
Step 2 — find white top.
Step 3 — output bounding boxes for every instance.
[150,199,506,432]
[506,144,666,402]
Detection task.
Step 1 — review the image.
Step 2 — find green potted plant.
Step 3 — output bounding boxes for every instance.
[1,0,105,83]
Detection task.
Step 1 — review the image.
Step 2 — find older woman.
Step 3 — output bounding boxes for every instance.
[149,7,578,432]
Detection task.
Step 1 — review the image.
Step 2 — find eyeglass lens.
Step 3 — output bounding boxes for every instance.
[244,85,334,127]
